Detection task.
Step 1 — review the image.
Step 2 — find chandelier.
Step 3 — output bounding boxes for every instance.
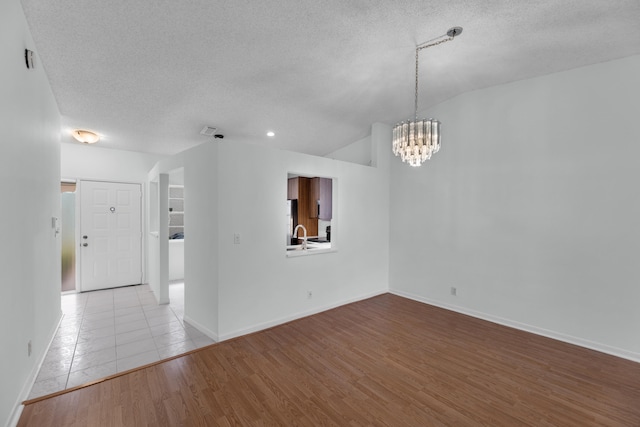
[392,27,463,167]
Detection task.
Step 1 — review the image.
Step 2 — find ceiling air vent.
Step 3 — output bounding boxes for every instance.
[200,126,217,136]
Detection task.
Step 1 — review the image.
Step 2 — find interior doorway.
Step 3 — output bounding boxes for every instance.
[168,169,185,306]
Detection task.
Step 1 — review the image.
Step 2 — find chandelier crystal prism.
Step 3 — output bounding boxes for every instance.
[392,27,462,167]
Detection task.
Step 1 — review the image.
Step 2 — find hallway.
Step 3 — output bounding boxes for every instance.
[28,283,214,399]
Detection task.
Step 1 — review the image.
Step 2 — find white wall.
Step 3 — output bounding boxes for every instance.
[181,124,391,340]
[61,142,166,183]
[183,143,219,338]
[389,55,640,361]
[147,173,170,303]
[0,0,61,424]
[325,135,372,166]
[214,124,391,338]
[168,240,184,281]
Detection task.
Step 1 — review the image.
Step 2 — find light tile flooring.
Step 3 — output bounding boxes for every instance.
[28,282,215,399]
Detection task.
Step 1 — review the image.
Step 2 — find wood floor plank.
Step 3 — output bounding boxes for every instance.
[19,294,640,426]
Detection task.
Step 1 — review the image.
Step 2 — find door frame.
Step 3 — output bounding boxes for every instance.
[75,179,146,292]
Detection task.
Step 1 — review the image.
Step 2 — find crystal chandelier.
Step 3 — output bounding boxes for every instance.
[392,27,463,167]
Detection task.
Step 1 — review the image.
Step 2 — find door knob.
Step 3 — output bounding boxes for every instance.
[82,243,88,247]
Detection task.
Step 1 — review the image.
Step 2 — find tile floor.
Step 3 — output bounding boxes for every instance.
[28,282,215,399]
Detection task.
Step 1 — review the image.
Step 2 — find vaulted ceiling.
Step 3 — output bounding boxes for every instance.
[21,0,640,156]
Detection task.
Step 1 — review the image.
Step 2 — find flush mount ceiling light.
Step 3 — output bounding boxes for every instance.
[392,27,463,167]
[72,129,100,144]
[267,131,275,137]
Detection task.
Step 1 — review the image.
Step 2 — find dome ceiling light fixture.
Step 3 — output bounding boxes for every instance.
[392,26,463,167]
[72,129,100,144]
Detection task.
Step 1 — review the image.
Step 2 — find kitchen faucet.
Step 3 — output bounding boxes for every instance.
[293,224,308,250]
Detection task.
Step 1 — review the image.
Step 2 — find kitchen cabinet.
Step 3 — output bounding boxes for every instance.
[287,177,318,237]
[310,177,332,220]
[319,177,332,220]
[309,178,319,218]
[287,177,298,200]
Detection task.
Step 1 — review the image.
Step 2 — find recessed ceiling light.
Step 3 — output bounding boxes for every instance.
[72,129,100,144]
[267,131,275,137]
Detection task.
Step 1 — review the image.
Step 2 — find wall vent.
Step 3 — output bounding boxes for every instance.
[200,126,217,136]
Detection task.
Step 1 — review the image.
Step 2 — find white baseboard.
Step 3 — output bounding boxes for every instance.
[7,310,63,427]
[390,289,640,364]
[6,403,23,427]
[147,284,170,305]
[218,289,388,342]
[183,315,219,342]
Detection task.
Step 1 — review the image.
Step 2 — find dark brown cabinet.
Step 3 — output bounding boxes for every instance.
[287,177,318,237]
[309,178,319,219]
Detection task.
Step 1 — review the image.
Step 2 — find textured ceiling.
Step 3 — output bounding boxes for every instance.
[20,0,640,156]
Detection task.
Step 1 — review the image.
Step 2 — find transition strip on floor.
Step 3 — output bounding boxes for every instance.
[23,342,218,405]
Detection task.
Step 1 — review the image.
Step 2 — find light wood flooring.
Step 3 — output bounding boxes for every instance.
[19,294,640,426]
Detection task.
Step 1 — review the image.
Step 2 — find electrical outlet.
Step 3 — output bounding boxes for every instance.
[233,233,241,244]
[451,287,457,296]
[307,290,313,299]
[28,340,32,357]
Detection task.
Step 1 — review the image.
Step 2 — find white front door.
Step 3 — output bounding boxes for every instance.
[80,181,142,292]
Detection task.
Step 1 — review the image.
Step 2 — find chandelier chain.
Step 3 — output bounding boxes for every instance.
[414,36,454,120]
